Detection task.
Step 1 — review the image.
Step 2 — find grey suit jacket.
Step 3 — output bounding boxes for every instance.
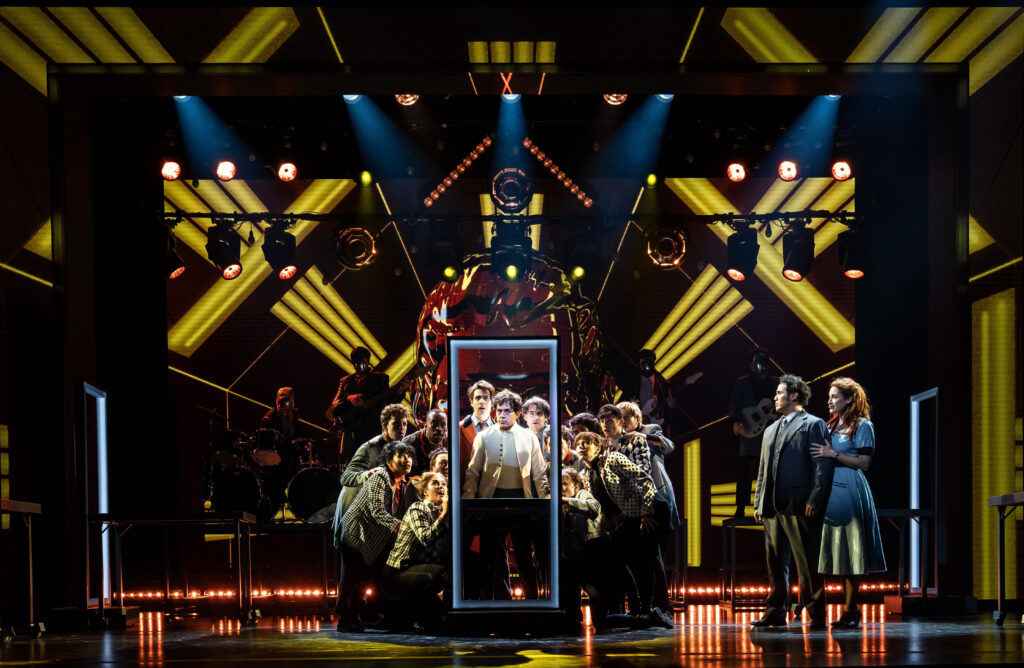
[754,410,834,517]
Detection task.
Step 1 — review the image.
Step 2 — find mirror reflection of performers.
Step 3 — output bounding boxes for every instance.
[729,349,779,517]
[326,347,390,466]
[458,380,495,479]
[462,389,550,600]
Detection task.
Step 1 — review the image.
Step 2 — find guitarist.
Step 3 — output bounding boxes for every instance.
[729,349,778,517]
[326,347,392,464]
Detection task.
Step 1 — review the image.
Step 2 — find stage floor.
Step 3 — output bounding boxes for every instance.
[0,605,1019,665]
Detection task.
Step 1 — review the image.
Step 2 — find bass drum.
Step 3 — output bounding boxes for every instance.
[210,466,262,515]
[286,467,342,524]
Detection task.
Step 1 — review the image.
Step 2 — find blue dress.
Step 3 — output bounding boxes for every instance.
[818,419,887,575]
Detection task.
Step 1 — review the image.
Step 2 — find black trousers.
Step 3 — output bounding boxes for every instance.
[735,455,758,512]
[336,541,392,624]
[479,488,541,600]
[609,516,656,614]
[381,564,448,632]
[762,513,826,620]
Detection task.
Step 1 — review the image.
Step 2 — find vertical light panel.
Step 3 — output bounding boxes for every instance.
[972,288,1018,600]
[685,438,702,567]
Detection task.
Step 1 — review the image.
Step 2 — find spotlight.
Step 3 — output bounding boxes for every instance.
[334,227,377,271]
[167,234,185,279]
[360,171,373,186]
[656,94,675,102]
[343,94,361,102]
[837,228,865,279]
[502,93,521,102]
[571,265,585,279]
[826,94,841,100]
[646,227,687,268]
[727,163,746,182]
[646,173,658,188]
[726,226,759,281]
[778,160,798,181]
[603,94,627,105]
[173,95,190,101]
[831,161,852,181]
[262,227,297,280]
[505,264,518,280]
[395,94,419,106]
[161,161,181,181]
[206,223,242,280]
[442,265,458,282]
[216,161,236,181]
[277,163,298,182]
[782,225,814,281]
[491,167,533,213]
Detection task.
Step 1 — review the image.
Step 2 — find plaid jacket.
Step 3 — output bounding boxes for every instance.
[386,499,449,570]
[340,468,405,565]
[590,450,655,518]
[609,432,652,479]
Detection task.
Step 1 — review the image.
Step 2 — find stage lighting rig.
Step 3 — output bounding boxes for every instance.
[395,94,420,106]
[837,227,865,278]
[162,161,182,181]
[334,227,377,271]
[216,161,236,181]
[603,94,627,105]
[424,135,492,208]
[491,167,533,213]
[523,137,592,207]
[206,221,243,280]
[277,162,298,182]
[167,233,186,279]
[778,161,798,181]
[263,226,298,280]
[727,163,746,182]
[726,226,759,282]
[831,161,852,181]
[646,226,687,268]
[782,221,814,281]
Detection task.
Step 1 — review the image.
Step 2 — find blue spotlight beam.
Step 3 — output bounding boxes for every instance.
[767,95,841,177]
[174,96,255,180]
[493,95,530,178]
[345,95,434,182]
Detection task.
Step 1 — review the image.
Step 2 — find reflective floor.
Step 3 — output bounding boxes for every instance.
[1,605,1021,666]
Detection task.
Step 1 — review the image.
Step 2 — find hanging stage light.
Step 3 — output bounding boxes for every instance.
[216,161,236,181]
[167,233,186,279]
[782,224,814,281]
[646,227,687,268]
[831,161,852,181]
[395,94,420,106]
[206,223,242,280]
[837,228,865,279]
[726,226,759,281]
[334,227,377,271]
[571,266,585,280]
[442,265,459,282]
[360,171,373,187]
[162,161,182,181]
[727,163,746,182]
[491,167,533,214]
[277,162,298,182]
[646,174,658,188]
[263,227,297,279]
[603,94,627,105]
[778,160,798,181]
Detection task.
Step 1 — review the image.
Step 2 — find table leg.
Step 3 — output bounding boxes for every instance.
[27,515,34,624]
[994,507,1006,626]
[730,522,737,609]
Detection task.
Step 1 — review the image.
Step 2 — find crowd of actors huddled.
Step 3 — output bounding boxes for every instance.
[325,348,886,635]
[329,378,680,634]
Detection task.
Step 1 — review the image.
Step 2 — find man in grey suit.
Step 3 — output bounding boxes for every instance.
[752,374,835,629]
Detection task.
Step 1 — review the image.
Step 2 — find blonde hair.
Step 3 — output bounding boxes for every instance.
[617,401,641,422]
[412,471,446,500]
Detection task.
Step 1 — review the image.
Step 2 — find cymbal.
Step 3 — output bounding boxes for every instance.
[197,405,228,421]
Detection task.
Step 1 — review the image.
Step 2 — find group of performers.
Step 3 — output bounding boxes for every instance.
[238,344,885,635]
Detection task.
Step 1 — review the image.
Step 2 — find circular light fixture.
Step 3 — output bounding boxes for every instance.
[778,161,798,181]
[646,227,688,268]
[727,163,746,182]
[603,94,627,105]
[571,266,585,279]
[826,94,841,100]
[831,161,852,181]
[360,171,373,186]
[505,264,518,280]
[334,227,377,271]
[395,94,420,106]
[502,93,521,102]
[216,161,236,181]
[726,268,746,281]
[173,95,190,101]
[656,94,675,102]
[277,162,297,182]
[442,265,458,281]
[783,268,804,281]
[343,94,361,102]
[646,174,658,187]
[161,161,181,181]
[490,167,533,213]
[844,269,865,279]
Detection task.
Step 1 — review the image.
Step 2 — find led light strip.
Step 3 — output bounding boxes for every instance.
[424,136,492,208]
[523,137,593,208]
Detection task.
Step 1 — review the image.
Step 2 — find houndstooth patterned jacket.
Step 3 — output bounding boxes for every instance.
[341,468,405,565]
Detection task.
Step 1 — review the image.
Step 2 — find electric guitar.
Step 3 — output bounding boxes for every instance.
[331,362,435,431]
[740,398,776,439]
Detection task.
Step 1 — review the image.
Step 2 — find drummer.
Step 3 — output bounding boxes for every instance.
[261,387,301,440]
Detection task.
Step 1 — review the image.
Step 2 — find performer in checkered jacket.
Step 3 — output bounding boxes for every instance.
[334,440,415,632]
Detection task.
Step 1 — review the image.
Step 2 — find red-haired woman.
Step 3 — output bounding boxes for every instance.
[810,377,886,628]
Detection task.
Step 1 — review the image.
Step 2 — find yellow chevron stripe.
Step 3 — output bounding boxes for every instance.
[203,7,300,64]
[847,8,922,63]
[0,21,47,93]
[721,7,817,63]
[925,7,1019,63]
[884,7,968,63]
[969,12,1024,95]
[48,7,135,63]
[0,7,92,62]
[95,7,174,63]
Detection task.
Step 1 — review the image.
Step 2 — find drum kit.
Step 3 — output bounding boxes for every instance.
[205,426,343,523]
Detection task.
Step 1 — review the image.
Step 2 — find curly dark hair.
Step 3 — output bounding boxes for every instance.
[569,412,600,434]
[380,403,411,427]
[379,440,417,469]
[778,374,811,407]
[523,396,550,417]
[492,389,523,413]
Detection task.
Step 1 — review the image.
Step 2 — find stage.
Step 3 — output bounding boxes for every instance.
[0,606,1019,666]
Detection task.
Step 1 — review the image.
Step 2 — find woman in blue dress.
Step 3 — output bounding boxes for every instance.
[810,377,886,628]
